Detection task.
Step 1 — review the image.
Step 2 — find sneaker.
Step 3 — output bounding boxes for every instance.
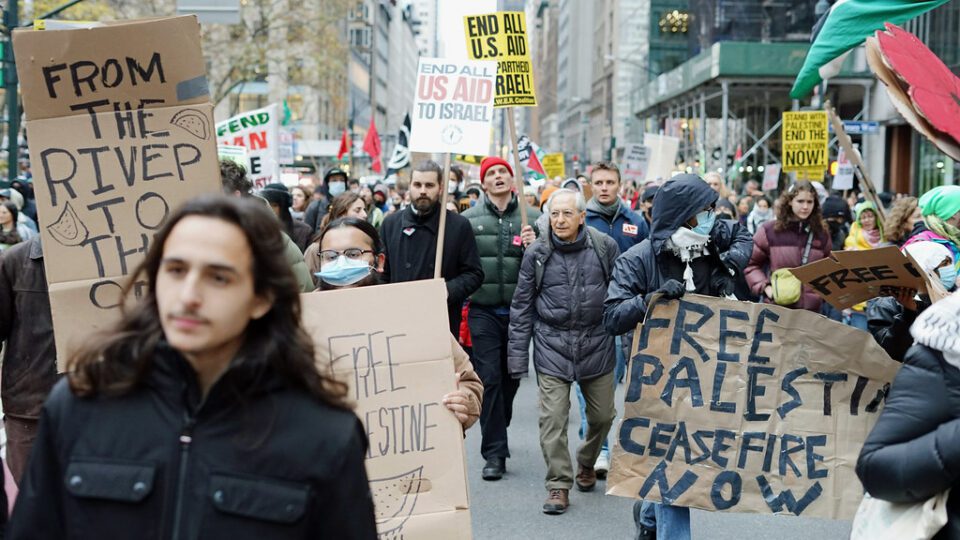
[481,457,505,481]
[575,462,597,492]
[594,450,610,480]
[542,488,569,514]
[636,525,656,540]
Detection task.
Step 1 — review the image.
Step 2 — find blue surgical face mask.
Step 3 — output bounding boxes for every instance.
[328,181,346,197]
[316,256,372,287]
[939,265,957,291]
[691,209,715,236]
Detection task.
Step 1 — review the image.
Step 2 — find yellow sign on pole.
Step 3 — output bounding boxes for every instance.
[781,111,828,181]
[463,11,537,108]
[541,153,565,179]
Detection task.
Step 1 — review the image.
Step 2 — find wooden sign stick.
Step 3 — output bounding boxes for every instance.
[507,107,530,228]
[824,100,886,221]
[434,152,452,279]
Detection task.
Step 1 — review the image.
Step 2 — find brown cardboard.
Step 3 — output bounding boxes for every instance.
[789,245,925,310]
[300,280,472,540]
[608,295,900,520]
[13,17,221,369]
[14,16,209,121]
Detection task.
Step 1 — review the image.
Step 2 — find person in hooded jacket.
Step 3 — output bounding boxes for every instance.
[822,195,852,253]
[845,200,886,250]
[856,291,960,539]
[7,196,376,539]
[582,162,648,475]
[744,181,832,313]
[304,168,348,234]
[603,174,753,540]
[867,241,957,362]
[508,189,619,515]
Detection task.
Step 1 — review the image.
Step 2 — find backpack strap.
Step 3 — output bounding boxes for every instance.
[586,227,611,281]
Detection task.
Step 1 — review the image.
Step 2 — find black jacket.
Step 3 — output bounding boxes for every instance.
[8,344,376,540]
[857,344,960,540]
[380,204,484,334]
[304,198,330,235]
[0,236,58,418]
[866,296,926,362]
[603,176,754,336]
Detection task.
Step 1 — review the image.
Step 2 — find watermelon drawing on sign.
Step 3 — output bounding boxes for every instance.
[867,23,960,161]
[171,109,210,140]
[370,466,424,539]
[46,201,89,247]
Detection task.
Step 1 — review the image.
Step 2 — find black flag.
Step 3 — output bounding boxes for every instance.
[386,113,411,176]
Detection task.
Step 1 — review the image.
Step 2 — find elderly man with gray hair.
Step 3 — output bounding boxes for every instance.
[507,188,620,515]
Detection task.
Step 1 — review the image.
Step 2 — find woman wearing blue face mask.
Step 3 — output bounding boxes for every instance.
[866,241,957,362]
[745,181,832,312]
[313,218,384,290]
[311,217,484,432]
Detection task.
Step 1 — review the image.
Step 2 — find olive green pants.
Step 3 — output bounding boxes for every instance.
[538,371,616,490]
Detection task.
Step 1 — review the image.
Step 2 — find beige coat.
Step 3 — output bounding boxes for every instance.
[450,336,483,430]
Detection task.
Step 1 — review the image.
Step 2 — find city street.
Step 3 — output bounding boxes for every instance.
[464,368,855,540]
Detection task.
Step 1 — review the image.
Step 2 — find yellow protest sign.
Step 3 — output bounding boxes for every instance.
[541,153,565,179]
[463,12,537,108]
[782,111,828,181]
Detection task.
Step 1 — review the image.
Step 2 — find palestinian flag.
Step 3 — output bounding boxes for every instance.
[790,0,948,99]
[527,150,547,179]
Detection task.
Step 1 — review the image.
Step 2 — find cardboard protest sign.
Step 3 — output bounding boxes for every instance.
[409,57,497,156]
[762,163,781,191]
[782,111,828,181]
[216,103,287,189]
[833,146,855,191]
[13,16,221,368]
[300,279,471,540]
[643,133,680,181]
[541,153,565,179]
[608,295,900,519]
[622,143,650,183]
[789,246,925,310]
[463,12,537,107]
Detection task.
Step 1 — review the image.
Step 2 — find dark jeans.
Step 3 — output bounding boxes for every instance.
[468,305,520,460]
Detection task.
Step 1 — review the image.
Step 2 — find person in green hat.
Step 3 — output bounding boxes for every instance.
[845,200,886,250]
[904,185,960,271]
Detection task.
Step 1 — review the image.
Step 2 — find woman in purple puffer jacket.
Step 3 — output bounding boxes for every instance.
[744,181,832,312]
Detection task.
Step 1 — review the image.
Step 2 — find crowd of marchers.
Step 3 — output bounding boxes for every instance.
[1,156,960,540]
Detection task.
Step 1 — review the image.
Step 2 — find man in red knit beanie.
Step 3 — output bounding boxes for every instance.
[461,156,539,481]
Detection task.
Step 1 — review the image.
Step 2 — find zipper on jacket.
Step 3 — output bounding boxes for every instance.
[171,414,196,540]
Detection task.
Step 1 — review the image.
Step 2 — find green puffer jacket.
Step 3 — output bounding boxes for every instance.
[461,194,541,307]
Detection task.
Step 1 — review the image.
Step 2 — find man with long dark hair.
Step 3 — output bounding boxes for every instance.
[8,196,376,539]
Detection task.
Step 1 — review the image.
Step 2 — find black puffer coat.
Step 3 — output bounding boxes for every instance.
[507,227,620,381]
[603,175,754,336]
[857,343,960,540]
[8,344,376,540]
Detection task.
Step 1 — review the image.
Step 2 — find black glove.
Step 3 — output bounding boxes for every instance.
[644,279,685,305]
[711,272,736,298]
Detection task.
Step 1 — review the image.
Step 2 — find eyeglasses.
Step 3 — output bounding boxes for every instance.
[318,248,374,264]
